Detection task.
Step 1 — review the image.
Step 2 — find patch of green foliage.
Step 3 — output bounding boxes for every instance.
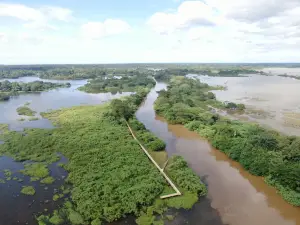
[21,163,49,178]
[156,77,300,206]
[16,106,36,116]
[0,179,5,184]
[21,186,36,195]
[78,75,155,93]
[18,118,26,121]
[0,93,10,101]
[3,169,12,177]
[41,176,55,184]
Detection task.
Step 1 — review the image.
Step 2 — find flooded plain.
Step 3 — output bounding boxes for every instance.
[0,77,132,225]
[189,74,300,135]
[1,74,300,225]
[136,82,300,225]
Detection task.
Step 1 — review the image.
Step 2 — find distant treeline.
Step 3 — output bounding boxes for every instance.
[154,68,267,82]
[0,80,70,93]
[1,64,269,81]
[278,74,300,80]
[0,80,70,101]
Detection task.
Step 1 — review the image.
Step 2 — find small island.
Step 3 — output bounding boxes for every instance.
[78,76,156,93]
[0,80,71,101]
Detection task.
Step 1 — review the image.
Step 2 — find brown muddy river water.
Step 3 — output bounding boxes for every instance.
[188,74,300,135]
[136,82,300,225]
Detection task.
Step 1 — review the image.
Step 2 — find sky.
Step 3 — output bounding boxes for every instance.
[0,0,300,64]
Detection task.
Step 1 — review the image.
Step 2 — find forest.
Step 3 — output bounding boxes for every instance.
[78,75,156,93]
[0,86,207,225]
[0,80,71,93]
[155,77,300,206]
[1,64,268,82]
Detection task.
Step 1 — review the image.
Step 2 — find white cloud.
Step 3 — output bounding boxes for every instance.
[147,1,218,35]
[0,3,73,30]
[0,3,43,21]
[0,32,7,42]
[81,19,131,39]
[41,6,73,22]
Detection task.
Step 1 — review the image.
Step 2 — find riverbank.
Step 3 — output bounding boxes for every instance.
[154,77,300,207]
[136,82,300,225]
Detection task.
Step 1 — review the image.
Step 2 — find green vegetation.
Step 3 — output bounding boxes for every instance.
[18,118,26,121]
[21,163,49,178]
[21,186,36,195]
[0,80,71,93]
[41,176,55,184]
[128,118,166,152]
[154,68,266,82]
[0,179,5,184]
[0,93,10,101]
[0,84,207,224]
[78,76,155,93]
[16,106,36,116]
[155,77,300,206]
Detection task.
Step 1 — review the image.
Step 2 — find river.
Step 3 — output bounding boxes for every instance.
[136,82,300,225]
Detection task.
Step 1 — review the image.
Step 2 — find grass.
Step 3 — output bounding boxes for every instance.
[21,186,36,195]
[16,106,36,116]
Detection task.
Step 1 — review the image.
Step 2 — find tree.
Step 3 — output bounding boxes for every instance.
[110,99,134,120]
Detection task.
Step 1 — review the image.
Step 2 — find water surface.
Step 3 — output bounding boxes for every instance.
[0,77,131,130]
[188,74,300,135]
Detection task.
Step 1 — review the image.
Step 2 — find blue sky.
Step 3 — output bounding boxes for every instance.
[0,0,300,64]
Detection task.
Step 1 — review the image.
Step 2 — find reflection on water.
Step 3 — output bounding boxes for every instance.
[136,82,300,225]
[188,74,300,135]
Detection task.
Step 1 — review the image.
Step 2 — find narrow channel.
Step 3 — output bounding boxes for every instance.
[136,82,300,225]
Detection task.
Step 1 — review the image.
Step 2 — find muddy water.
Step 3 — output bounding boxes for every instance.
[187,74,300,136]
[136,83,300,225]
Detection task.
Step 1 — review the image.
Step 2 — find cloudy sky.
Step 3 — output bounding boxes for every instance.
[0,0,300,64]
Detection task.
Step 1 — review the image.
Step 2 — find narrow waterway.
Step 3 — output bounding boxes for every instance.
[136,82,300,225]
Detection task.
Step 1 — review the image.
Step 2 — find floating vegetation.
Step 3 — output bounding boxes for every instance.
[40,176,55,184]
[29,117,39,121]
[21,163,49,178]
[21,186,36,196]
